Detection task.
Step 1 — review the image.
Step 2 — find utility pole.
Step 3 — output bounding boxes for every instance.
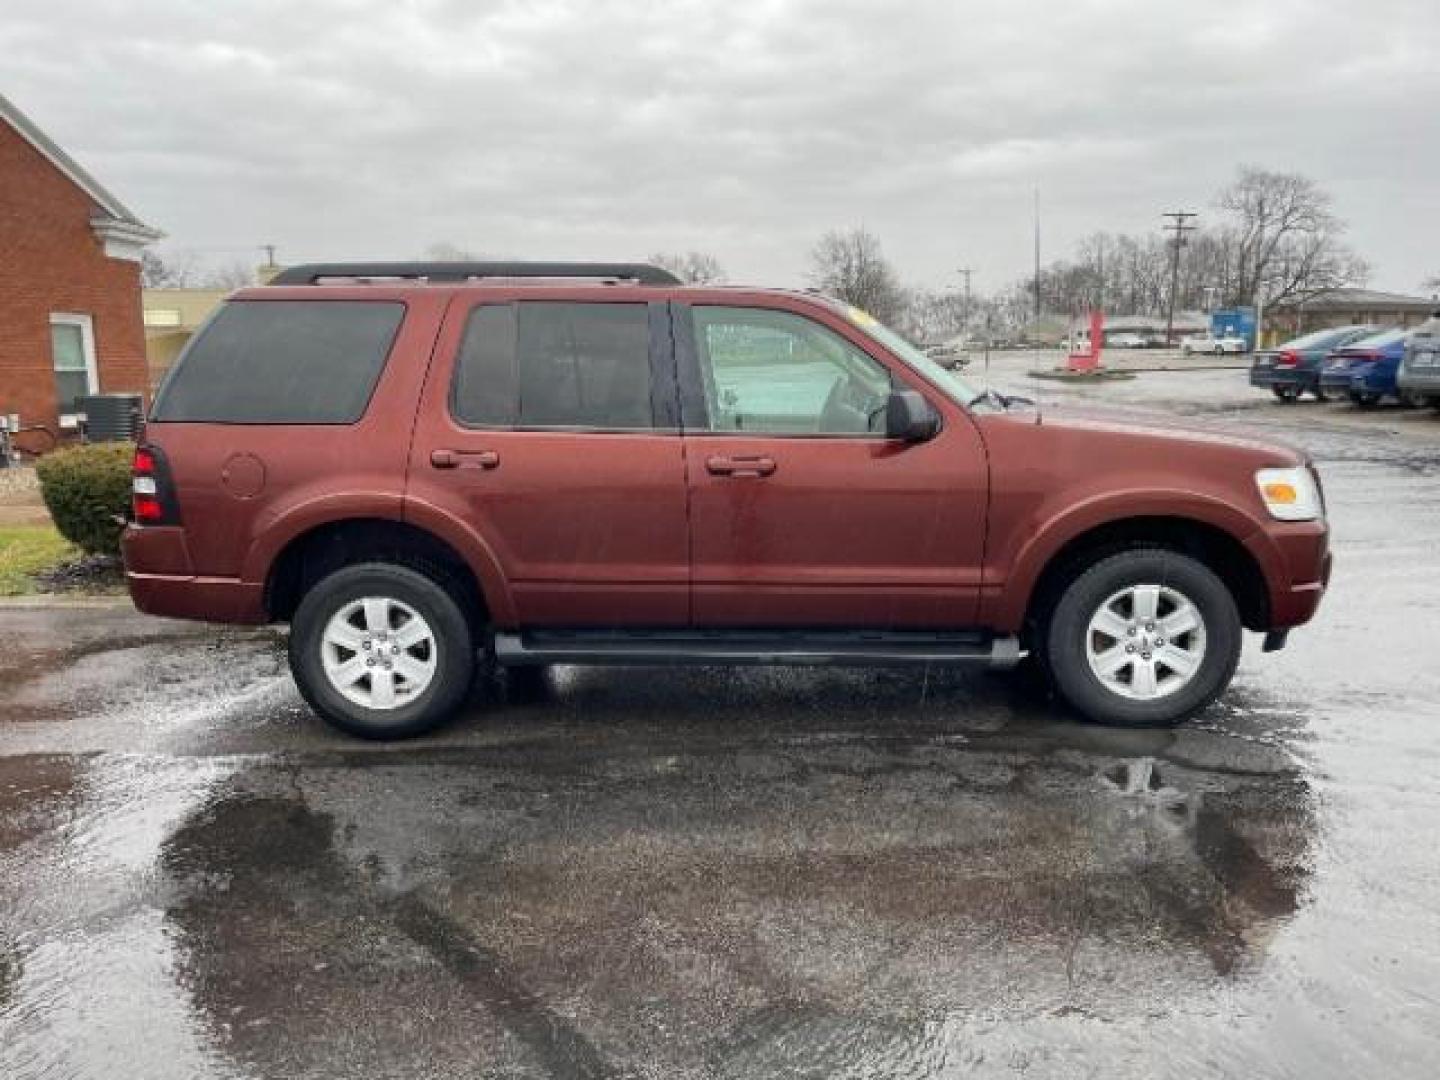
[1162,211,1197,346]
[957,266,972,338]
[1095,235,1106,314]
[261,244,278,268]
[1032,188,1042,321]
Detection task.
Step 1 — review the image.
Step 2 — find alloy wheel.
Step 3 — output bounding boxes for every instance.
[320,596,437,709]
[1085,584,1208,701]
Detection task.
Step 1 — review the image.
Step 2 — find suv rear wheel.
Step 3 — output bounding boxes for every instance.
[289,562,476,739]
[1042,549,1241,727]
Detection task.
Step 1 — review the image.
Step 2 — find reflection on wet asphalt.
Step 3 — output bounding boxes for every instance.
[2,375,1440,1078]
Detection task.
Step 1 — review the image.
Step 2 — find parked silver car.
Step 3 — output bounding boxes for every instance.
[1396,311,1440,409]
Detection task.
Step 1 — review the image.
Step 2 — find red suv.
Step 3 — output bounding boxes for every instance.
[123,262,1331,738]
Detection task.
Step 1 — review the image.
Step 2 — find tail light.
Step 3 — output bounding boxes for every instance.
[131,444,181,525]
[1276,350,1301,368]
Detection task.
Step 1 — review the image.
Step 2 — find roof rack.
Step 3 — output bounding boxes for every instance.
[269,261,682,286]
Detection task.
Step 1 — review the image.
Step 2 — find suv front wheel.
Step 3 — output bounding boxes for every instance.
[289,562,476,739]
[1043,549,1242,727]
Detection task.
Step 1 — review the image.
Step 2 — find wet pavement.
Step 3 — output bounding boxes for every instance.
[2,371,1440,1078]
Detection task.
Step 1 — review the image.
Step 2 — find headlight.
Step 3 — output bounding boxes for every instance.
[1256,467,1323,522]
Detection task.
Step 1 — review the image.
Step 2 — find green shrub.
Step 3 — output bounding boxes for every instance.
[35,442,135,556]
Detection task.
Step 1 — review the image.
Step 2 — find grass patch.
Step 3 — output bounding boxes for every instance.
[0,525,80,596]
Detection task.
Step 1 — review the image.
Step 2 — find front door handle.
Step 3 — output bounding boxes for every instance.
[706,455,777,478]
[430,449,500,470]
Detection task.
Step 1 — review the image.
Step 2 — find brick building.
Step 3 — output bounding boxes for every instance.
[0,91,161,448]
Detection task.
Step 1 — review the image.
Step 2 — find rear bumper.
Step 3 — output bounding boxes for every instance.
[122,525,267,624]
[1350,372,1394,394]
[1251,367,1311,390]
[1318,370,1353,392]
[126,572,267,624]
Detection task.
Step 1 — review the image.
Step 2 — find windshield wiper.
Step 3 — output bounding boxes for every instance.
[967,389,1036,411]
[967,388,1009,410]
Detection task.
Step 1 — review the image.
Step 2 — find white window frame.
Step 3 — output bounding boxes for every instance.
[49,312,99,400]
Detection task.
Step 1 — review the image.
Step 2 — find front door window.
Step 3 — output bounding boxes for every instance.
[690,306,892,435]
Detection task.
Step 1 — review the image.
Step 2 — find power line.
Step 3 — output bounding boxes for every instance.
[1162,211,1198,345]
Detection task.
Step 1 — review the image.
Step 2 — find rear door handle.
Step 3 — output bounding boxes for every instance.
[430,449,499,470]
[706,455,776,477]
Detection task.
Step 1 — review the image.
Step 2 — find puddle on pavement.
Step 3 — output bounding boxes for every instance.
[101,685,1320,1078]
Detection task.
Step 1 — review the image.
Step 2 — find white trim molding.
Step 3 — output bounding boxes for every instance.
[91,214,163,263]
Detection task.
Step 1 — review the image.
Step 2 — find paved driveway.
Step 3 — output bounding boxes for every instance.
[2,371,1439,1078]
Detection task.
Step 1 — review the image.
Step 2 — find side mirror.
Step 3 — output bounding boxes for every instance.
[884,388,940,442]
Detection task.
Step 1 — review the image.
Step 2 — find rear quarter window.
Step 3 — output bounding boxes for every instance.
[151,300,404,424]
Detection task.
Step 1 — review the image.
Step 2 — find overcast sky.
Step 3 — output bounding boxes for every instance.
[4,0,1437,295]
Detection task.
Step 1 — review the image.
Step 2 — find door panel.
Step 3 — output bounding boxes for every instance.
[678,302,989,627]
[408,296,689,627]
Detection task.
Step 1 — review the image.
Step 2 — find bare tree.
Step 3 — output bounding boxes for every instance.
[141,249,204,287]
[1216,167,1367,307]
[807,228,907,325]
[1423,274,1440,295]
[205,260,256,289]
[649,251,725,285]
[899,289,968,344]
[424,242,481,261]
[141,250,252,289]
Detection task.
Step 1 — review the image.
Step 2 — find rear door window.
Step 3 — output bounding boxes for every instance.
[451,301,655,430]
[152,300,403,424]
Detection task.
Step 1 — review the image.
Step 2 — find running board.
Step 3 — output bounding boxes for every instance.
[493,629,1023,669]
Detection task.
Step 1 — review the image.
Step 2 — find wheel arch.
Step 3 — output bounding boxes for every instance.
[1009,514,1271,642]
[264,517,495,627]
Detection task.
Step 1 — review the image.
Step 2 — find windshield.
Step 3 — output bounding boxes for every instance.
[830,302,980,406]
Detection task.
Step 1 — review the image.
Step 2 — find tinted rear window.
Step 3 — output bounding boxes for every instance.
[152,300,404,423]
[451,301,653,429]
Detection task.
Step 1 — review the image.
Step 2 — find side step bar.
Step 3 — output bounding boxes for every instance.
[493,630,1023,670]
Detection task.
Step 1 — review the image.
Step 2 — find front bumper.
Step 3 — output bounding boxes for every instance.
[1397,367,1440,394]
[1245,520,1332,629]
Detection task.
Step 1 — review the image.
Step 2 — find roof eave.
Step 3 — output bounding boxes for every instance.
[91,214,164,263]
[0,90,160,236]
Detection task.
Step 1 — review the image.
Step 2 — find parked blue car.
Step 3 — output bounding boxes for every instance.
[1250,325,1378,401]
[1318,328,1416,407]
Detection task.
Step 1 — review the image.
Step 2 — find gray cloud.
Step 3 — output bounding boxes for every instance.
[5,0,1437,293]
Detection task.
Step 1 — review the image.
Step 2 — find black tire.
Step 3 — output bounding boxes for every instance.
[1041,549,1242,728]
[1398,390,1426,409]
[289,562,476,739]
[1312,383,1330,402]
[1349,391,1381,409]
[1271,385,1300,402]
